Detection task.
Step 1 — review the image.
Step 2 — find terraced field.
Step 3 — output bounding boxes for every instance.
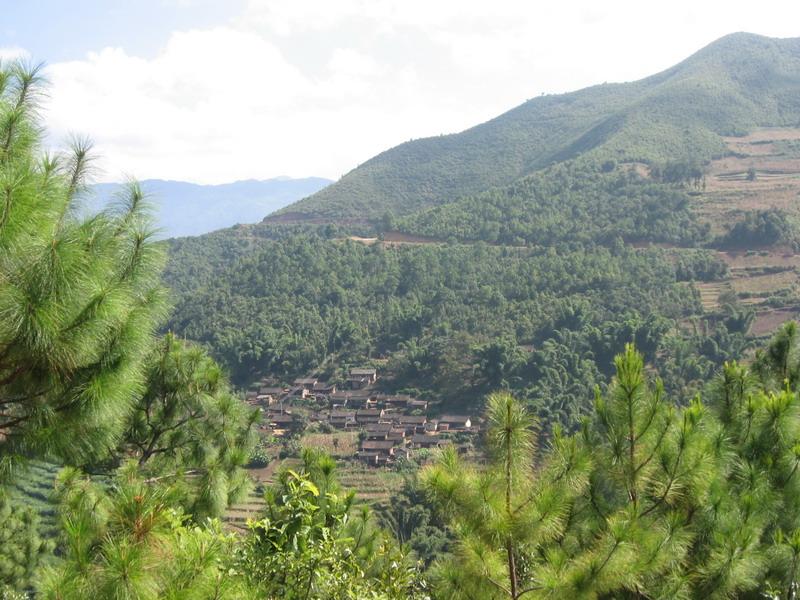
[683,129,800,335]
[694,280,735,311]
[223,457,300,530]
[336,463,405,508]
[222,454,405,530]
[289,431,404,508]
[693,251,800,336]
[694,128,800,237]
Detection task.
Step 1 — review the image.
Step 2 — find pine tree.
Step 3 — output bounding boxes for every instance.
[37,465,252,599]
[422,391,592,599]
[0,60,169,475]
[122,333,259,519]
[0,58,168,595]
[423,343,800,598]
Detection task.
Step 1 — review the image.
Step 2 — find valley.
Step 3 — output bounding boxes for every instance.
[8,29,800,599]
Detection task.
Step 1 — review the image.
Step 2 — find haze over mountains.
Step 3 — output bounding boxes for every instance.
[271,32,800,222]
[90,176,331,238]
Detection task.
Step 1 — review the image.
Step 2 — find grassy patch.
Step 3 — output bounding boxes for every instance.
[301,432,359,458]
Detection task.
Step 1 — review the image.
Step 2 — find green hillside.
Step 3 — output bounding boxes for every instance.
[162,33,800,421]
[166,233,740,427]
[272,32,800,222]
[398,160,710,246]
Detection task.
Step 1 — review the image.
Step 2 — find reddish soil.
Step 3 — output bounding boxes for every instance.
[716,249,800,269]
[752,308,800,337]
[382,231,442,244]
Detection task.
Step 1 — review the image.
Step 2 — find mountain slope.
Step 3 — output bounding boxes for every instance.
[272,33,800,222]
[162,32,800,426]
[90,177,331,238]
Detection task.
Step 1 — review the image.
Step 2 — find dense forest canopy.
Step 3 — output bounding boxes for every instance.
[396,160,710,246]
[165,230,748,427]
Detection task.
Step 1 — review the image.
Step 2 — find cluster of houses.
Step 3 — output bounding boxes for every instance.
[245,367,477,467]
[356,413,473,466]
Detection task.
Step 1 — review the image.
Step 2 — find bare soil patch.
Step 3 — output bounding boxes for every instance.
[731,270,798,295]
[716,250,800,270]
[382,231,443,245]
[752,308,800,337]
[301,432,359,457]
[723,128,800,144]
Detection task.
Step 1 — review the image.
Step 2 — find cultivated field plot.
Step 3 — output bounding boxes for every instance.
[693,259,800,334]
[730,269,799,296]
[694,281,734,311]
[301,431,359,457]
[718,250,800,271]
[691,128,800,236]
[336,462,405,508]
[682,129,800,336]
[12,461,60,538]
[752,308,800,337]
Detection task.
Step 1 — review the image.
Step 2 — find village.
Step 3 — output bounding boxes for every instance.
[244,367,478,467]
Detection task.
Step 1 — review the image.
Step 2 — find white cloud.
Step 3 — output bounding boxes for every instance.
[32,0,800,183]
[0,46,30,61]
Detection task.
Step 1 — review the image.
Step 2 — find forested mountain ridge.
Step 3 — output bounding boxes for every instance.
[397,160,711,246]
[270,32,800,222]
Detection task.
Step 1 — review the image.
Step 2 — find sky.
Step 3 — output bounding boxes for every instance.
[1,0,799,184]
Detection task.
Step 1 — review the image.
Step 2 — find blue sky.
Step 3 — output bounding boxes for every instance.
[1,0,799,184]
[1,0,243,62]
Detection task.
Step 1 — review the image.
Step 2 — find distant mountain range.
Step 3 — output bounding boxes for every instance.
[88,177,332,238]
[271,32,800,222]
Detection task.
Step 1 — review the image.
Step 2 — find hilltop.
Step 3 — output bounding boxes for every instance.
[270,33,800,222]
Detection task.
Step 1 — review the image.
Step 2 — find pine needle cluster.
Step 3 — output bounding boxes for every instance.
[424,328,800,599]
[0,60,168,475]
[36,466,251,599]
[0,60,260,595]
[122,333,259,519]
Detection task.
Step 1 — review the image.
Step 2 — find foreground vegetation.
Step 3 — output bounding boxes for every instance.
[0,60,422,599]
[424,327,800,598]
